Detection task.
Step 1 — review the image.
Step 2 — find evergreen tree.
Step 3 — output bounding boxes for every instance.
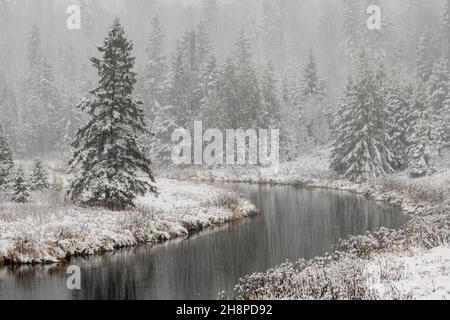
[406,86,437,177]
[261,0,285,62]
[0,125,14,190]
[11,166,30,203]
[30,159,49,191]
[68,19,157,210]
[427,57,449,151]
[441,0,450,63]
[165,25,212,129]
[22,25,62,156]
[143,16,167,118]
[416,30,437,82]
[199,54,225,128]
[427,58,449,112]
[331,50,393,182]
[341,0,364,58]
[260,62,281,128]
[300,50,325,101]
[149,104,179,164]
[0,72,18,153]
[385,81,412,170]
[217,57,240,128]
[202,0,219,35]
[298,50,328,146]
[231,29,261,128]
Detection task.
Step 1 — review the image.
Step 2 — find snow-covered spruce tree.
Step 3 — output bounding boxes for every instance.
[331,50,393,182]
[30,159,49,191]
[300,50,325,102]
[11,166,30,203]
[442,0,450,64]
[0,125,14,190]
[198,54,226,129]
[202,0,219,35]
[230,28,261,129]
[385,81,412,171]
[340,0,364,58]
[406,86,437,178]
[22,24,62,157]
[427,57,449,151]
[260,62,282,128]
[298,50,329,146]
[149,25,211,164]
[416,30,437,83]
[68,19,157,210]
[143,16,167,119]
[0,72,19,153]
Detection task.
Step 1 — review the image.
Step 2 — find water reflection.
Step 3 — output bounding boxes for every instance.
[0,183,409,300]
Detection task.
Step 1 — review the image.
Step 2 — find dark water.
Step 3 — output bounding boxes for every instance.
[0,183,409,300]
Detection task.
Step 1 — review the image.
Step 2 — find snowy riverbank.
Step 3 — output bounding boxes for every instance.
[0,179,257,264]
[163,149,450,300]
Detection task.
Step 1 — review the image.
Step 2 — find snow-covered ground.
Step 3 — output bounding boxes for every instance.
[0,178,257,264]
[367,247,450,300]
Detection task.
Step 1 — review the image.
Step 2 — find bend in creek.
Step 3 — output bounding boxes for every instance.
[0,183,409,300]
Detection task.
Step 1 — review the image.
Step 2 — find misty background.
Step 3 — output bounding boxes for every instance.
[0,0,447,162]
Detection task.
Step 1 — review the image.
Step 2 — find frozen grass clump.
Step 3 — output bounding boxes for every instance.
[205,192,241,212]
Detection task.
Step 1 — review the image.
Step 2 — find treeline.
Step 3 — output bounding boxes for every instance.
[1,0,450,187]
[331,0,450,182]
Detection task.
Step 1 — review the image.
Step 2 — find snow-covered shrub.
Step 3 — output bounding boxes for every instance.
[378,173,449,204]
[206,192,241,212]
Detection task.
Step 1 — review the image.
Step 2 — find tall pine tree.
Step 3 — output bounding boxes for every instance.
[331,50,393,182]
[260,62,281,128]
[441,0,450,64]
[68,19,157,209]
[11,166,29,203]
[0,124,13,190]
[30,159,49,191]
[427,57,449,151]
[385,81,412,170]
[143,16,167,119]
[406,85,438,177]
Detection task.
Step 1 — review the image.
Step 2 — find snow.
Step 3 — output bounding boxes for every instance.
[366,247,450,300]
[165,148,450,300]
[0,178,257,264]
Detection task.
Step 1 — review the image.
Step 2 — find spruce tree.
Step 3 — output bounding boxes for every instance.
[0,125,14,190]
[300,50,325,101]
[406,86,437,177]
[30,159,49,191]
[441,0,450,63]
[331,50,393,182]
[341,0,364,57]
[11,166,30,203]
[199,54,225,129]
[385,82,412,170]
[231,29,261,129]
[202,0,219,35]
[143,16,167,118]
[23,25,61,156]
[416,30,436,83]
[299,50,328,145]
[260,62,282,128]
[68,19,157,210]
[0,72,18,154]
[427,57,449,151]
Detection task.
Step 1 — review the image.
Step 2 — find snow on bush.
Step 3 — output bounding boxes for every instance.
[0,179,257,264]
[232,215,450,300]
